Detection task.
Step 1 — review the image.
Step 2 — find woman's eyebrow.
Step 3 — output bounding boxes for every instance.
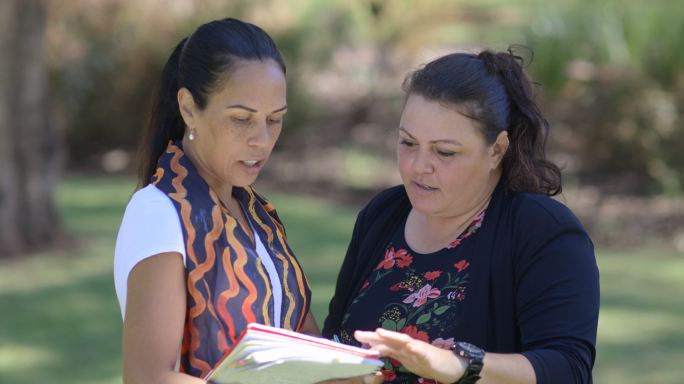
[226,104,257,112]
[225,104,288,114]
[271,105,288,113]
[399,127,462,145]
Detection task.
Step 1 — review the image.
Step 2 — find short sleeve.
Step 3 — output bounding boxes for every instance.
[114,184,186,318]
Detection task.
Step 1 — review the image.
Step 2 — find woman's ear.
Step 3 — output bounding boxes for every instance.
[177,88,197,128]
[489,130,509,170]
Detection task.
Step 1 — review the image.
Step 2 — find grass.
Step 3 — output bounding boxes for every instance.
[594,248,684,383]
[0,176,683,383]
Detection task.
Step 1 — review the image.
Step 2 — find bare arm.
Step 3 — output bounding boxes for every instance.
[355,329,536,384]
[122,252,205,384]
[479,353,535,384]
[299,310,321,336]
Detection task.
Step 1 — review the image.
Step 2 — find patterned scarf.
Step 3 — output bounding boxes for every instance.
[151,141,311,378]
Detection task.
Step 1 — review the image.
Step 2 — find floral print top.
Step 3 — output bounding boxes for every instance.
[339,210,485,384]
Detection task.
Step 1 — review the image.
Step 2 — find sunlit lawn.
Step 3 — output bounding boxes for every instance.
[0,177,682,383]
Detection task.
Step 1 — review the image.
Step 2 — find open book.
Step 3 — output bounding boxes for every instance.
[205,323,383,384]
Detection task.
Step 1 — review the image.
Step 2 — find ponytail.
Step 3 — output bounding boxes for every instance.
[137,37,188,187]
[136,18,286,188]
[478,48,562,196]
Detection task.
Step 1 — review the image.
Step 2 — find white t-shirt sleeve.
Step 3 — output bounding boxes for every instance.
[114,184,186,318]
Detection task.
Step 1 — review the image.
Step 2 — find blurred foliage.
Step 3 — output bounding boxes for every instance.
[46,0,683,195]
[524,0,684,92]
[523,0,684,194]
[47,1,247,164]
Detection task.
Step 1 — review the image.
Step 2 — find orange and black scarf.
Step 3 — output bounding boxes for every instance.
[152,141,311,378]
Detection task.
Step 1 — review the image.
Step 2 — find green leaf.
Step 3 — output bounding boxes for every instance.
[416,313,431,324]
[396,318,406,330]
[381,319,398,331]
[434,305,450,315]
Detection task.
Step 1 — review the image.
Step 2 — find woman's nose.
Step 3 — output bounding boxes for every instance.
[248,122,270,148]
[411,150,434,174]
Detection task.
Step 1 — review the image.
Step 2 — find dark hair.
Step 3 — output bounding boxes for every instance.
[137,18,286,186]
[402,47,561,196]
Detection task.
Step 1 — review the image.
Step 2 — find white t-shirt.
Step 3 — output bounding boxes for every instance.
[114,184,283,325]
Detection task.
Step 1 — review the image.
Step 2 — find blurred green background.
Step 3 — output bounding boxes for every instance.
[1,0,683,383]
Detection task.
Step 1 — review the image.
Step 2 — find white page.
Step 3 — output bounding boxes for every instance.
[209,358,382,384]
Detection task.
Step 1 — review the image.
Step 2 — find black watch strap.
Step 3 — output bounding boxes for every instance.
[451,341,485,384]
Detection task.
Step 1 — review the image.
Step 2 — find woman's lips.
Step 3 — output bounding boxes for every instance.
[240,159,265,173]
[413,181,437,191]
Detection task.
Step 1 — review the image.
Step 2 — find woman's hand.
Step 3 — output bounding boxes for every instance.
[355,328,467,384]
[317,371,384,384]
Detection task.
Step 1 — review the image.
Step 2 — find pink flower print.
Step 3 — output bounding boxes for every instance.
[431,337,455,349]
[454,259,470,272]
[423,270,442,281]
[403,284,441,307]
[376,248,395,270]
[375,246,413,270]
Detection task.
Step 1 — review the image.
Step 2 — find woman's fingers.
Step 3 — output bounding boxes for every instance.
[363,371,384,384]
[369,344,397,357]
[353,330,380,343]
[353,328,462,383]
[355,329,411,347]
[374,328,416,347]
[355,328,422,353]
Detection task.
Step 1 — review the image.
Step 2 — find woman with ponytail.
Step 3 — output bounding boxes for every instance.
[324,48,599,384]
[114,18,321,383]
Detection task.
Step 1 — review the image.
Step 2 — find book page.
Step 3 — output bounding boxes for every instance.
[210,359,381,384]
[206,323,383,384]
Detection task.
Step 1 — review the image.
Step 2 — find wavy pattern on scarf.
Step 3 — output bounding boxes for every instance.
[151,141,311,379]
[166,146,213,375]
[247,191,292,329]
[250,189,310,330]
[203,205,228,352]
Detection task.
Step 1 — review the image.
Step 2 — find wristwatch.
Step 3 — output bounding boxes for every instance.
[450,341,485,384]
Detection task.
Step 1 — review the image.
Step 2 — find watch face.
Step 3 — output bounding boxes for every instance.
[451,341,485,381]
[457,342,480,354]
[456,341,485,359]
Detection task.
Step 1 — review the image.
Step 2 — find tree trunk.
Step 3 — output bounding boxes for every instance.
[0,0,64,258]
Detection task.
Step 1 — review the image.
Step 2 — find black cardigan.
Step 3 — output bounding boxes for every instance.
[323,181,599,384]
